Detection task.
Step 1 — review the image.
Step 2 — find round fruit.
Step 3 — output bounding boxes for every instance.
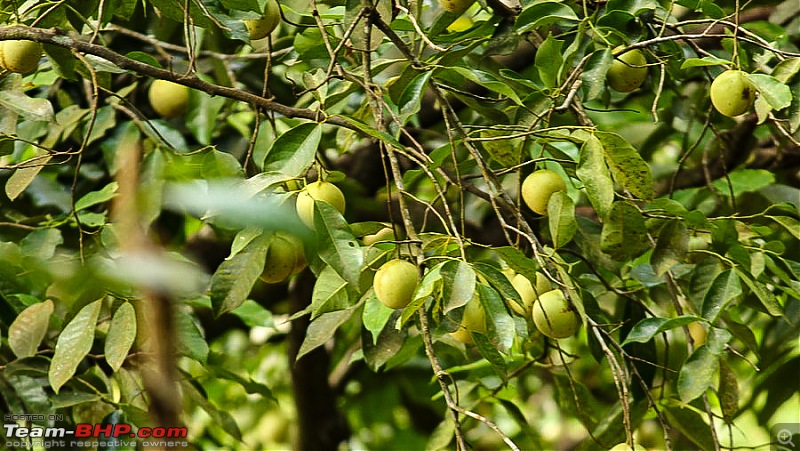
[363,226,394,246]
[0,40,43,74]
[710,70,756,117]
[521,169,567,216]
[509,272,552,316]
[245,0,281,40]
[687,321,707,347]
[261,233,299,284]
[609,443,647,451]
[281,233,307,274]
[450,297,486,344]
[374,259,419,309]
[438,0,475,14]
[532,290,580,339]
[607,46,648,93]
[295,181,346,228]
[148,80,190,119]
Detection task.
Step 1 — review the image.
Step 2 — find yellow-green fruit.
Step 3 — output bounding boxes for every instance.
[245,0,281,40]
[0,40,43,74]
[609,443,647,451]
[438,0,475,13]
[261,233,298,284]
[710,70,756,117]
[148,80,190,119]
[532,290,580,339]
[607,46,648,93]
[509,273,552,316]
[363,226,394,246]
[295,181,346,228]
[374,259,419,309]
[521,169,567,216]
[450,297,486,344]
[282,233,307,274]
[687,321,707,347]
[446,15,473,32]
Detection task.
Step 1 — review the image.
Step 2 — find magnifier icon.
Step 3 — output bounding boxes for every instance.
[778,429,795,448]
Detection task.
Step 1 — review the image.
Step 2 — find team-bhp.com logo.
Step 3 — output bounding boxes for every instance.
[4,423,189,449]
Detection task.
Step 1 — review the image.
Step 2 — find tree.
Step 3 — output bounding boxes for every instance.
[0,0,798,450]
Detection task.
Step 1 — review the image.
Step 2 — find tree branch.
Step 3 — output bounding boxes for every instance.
[0,26,358,131]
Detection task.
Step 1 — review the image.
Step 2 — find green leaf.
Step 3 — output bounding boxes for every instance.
[516,2,579,32]
[581,49,613,101]
[49,299,102,393]
[577,134,614,218]
[495,247,540,278]
[8,300,54,359]
[310,265,351,318]
[600,201,649,260]
[446,67,523,105]
[651,220,689,275]
[104,302,136,371]
[426,417,455,451]
[181,378,242,441]
[749,74,792,111]
[209,232,269,316]
[662,400,716,450]
[479,130,524,167]
[472,332,507,379]
[477,283,514,353]
[678,349,718,410]
[473,262,522,311]
[297,307,357,360]
[211,366,275,401]
[187,90,227,146]
[547,191,576,248]
[175,310,209,364]
[363,291,395,345]
[260,123,321,177]
[711,169,774,197]
[398,71,433,125]
[595,131,653,201]
[701,269,742,322]
[718,359,738,423]
[332,115,404,150]
[535,34,564,88]
[315,201,364,289]
[363,311,406,371]
[768,215,800,240]
[75,181,119,211]
[6,154,52,201]
[622,315,704,346]
[0,89,55,122]
[735,268,782,316]
[441,260,476,314]
[230,300,275,328]
[680,56,731,69]
[20,228,63,261]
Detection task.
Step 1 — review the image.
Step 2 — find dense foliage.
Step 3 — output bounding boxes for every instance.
[0,0,798,449]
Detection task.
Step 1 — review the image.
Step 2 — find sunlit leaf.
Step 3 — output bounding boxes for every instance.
[701,270,742,322]
[9,300,54,359]
[622,315,704,346]
[547,191,576,248]
[49,300,102,393]
[441,260,476,314]
[104,302,136,371]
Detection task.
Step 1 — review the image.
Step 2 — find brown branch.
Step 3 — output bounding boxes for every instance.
[0,26,358,132]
